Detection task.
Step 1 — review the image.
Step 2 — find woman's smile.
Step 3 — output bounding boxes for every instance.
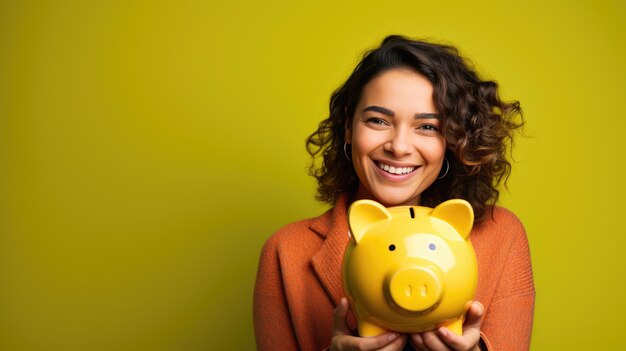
[375,161,418,176]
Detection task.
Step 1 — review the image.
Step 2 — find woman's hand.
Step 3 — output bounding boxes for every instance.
[410,301,484,351]
[331,297,407,351]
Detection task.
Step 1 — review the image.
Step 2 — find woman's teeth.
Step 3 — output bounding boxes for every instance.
[377,162,416,175]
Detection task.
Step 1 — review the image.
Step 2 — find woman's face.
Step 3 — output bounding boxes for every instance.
[346,68,446,207]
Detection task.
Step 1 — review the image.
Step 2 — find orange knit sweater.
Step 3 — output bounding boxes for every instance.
[254,194,535,350]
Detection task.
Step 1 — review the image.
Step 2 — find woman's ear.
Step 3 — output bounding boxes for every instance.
[344,109,352,142]
[345,124,352,142]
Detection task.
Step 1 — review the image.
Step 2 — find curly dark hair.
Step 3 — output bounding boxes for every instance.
[306,35,523,223]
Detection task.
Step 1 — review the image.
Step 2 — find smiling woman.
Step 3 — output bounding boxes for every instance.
[254,35,533,351]
[347,68,445,207]
[307,35,523,223]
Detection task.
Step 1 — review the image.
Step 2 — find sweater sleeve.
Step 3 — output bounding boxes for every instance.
[480,221,535,351]
[253,235,300,350]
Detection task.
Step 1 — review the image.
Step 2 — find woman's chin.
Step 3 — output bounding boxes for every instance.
[371,191,420,207]
[354,184,423,207]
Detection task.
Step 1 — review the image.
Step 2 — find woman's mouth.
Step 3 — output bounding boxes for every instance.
[376,161,417,175]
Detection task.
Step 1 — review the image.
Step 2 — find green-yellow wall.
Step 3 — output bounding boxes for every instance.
[1,1,624,349]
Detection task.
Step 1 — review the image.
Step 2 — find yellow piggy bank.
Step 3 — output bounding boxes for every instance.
[342,199,477,337]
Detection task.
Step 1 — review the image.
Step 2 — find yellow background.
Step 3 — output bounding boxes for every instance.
[1,0,624,349]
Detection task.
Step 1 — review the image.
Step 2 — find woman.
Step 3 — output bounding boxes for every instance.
[254,35,534,351]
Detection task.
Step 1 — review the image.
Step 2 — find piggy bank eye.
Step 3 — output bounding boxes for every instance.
[388,244,396,251]
[428,243,436,251]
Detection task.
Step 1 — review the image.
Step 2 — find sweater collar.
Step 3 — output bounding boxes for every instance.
[310,193,351,305]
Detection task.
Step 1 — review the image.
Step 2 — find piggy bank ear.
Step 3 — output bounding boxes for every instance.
[430,199,474,240]
[348,200,392,244]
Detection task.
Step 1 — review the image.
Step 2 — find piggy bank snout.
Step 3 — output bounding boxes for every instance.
[387,267,443,313]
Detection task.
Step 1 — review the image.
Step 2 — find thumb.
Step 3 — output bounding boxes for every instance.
[332,297,351,336]
[464,301,484,331]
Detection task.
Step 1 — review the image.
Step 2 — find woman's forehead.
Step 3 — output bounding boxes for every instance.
[357,69,437,114]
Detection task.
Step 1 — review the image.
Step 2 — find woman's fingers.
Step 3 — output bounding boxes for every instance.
[334,332,403,351]
[410,333,426,350]
[332,298,406,351]
[333,297,351,336]
[335,298,487,350]
[463,301,484,331]
[436,301,484,350]
[377,333,407,351]
[435,327,469,350]
[410,301,485,351]
[422,330,450,350]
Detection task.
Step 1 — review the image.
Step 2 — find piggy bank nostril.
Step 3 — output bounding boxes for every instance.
[405,285,412,297]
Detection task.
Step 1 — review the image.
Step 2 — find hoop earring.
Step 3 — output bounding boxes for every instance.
[437,157,449,180]
[343,142,352,162]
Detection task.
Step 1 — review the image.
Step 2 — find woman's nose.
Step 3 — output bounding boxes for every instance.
[383,129,413,157]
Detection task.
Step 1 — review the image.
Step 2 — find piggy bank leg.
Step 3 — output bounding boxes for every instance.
[443,316,464,336]
[358,321,388,337]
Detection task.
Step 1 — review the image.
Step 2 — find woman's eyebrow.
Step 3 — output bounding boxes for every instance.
[363,105,394,116]
[363,106,440,120]
[415,112,440,120]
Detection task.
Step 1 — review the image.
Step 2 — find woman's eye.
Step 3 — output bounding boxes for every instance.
[418,124,439,132]
[366,117,389,126]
